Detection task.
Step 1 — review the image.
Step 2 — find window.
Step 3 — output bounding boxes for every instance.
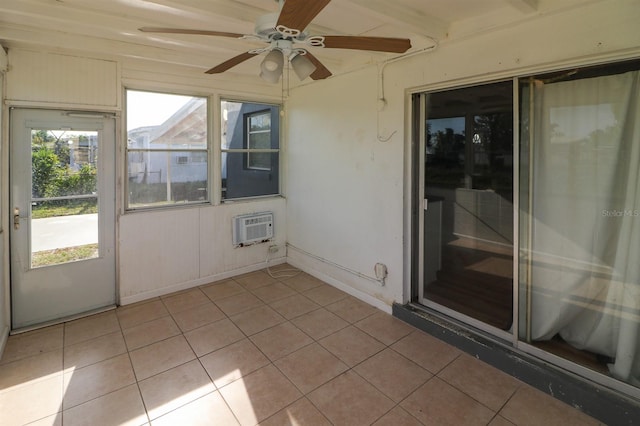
[221,100,280,200]
[126,90,209,209]
[246,111,272,171]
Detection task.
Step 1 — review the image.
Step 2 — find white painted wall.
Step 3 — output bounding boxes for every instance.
[119,199,286,304]
[286,66,404,309]
[285,0,640,307]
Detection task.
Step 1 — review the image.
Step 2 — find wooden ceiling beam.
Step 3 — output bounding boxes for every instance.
[504,0,538,14]
[343,0,449,40]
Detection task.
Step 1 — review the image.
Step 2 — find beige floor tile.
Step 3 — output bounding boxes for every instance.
[171,302,226,332]
[123,316,180,351]
[229,305,286,336]
[219,364,301,426]
[63,383,148,426]
[161,288,210,315]
[0,349,62,390]
[214,292,264,317]
[438,353,521,411]
[200,339,270,388]
[250,322,314,361]
[275,343,348,394]
[281,273,326,292]
[27,413,62,426]
[308,371,395,426]
[117,300,169,330]
[355,312,416,346]
[355,348,432,402]
[489,415,516,426]
[139,360,215,420]
[0,373,63,426]
[63,353,136,409]
[64,331,126,370]
[64,311,120,346]
[234,271,278,290]
[268,293,321,320]
[319,326,385,367]
[0,325,63,365]
[373,406,423,426]
[263,263,297,273]
[303,284,349,306]
[401,377,495,426]
[291,308,348,340]
[259,397,331,426]
[183,318,245,357]
[250,282,297,304]
[151,391,239,426]
[325,296,379,323]
[391,330,461,374]
[500,385,600,426]
[200,279,246,301]
[129,335,195,381]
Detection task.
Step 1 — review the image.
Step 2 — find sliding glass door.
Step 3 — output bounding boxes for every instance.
[518,62,640,388]
[413,59,640,394]
[417,81,514,332]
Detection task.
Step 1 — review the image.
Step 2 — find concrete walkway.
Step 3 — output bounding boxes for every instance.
[31,213,98,252]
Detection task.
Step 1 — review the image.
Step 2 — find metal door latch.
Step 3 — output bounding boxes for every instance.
[14,207,20,230]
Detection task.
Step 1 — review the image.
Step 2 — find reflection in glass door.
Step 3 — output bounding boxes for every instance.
[418,81,514,331]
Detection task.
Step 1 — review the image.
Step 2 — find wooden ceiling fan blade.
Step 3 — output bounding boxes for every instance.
[139,27,245,38]
[321,36,411,53]
[205,52,259,74]
[302,51,332,80]
[276,0,331,32]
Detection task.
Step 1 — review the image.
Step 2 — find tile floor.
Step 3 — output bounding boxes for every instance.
[0,265,602,426]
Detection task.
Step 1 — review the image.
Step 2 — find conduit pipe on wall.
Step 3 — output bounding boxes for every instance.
[376,36,439,142]
[286,243,386,286]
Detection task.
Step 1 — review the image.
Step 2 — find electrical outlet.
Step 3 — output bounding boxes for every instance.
[268,245,279,254]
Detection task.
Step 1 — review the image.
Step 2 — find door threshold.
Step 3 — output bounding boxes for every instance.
[10,305,117,335]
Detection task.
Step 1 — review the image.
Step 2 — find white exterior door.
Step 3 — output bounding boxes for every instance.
[10,109,116,330]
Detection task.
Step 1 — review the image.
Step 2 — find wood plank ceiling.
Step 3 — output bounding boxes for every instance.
[0,0,595,84]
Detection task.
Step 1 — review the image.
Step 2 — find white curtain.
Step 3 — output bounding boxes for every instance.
[528,70,640,385]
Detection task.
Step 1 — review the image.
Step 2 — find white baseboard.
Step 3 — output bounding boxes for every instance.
[119,257,286,306]
[287,249,392,314]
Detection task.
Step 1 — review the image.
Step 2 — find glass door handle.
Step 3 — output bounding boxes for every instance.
[13,207,21,230]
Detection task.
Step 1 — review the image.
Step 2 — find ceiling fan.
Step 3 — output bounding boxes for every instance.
[139,0,412,83]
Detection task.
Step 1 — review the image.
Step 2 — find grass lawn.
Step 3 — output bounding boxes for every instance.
[32,244,98,267]
[32,199,97,219]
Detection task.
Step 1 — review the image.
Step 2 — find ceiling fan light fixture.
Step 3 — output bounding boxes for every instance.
[260,68,281,84]
[291,53,316,81]
[261,49,284,73]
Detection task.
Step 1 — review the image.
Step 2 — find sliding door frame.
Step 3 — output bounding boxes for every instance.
[409,70,640,401]
[412,80,517,342]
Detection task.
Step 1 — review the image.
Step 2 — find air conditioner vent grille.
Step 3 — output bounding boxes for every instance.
[232,212,274,246]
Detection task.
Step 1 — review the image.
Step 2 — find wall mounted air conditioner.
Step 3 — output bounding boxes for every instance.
[232,212,274,246]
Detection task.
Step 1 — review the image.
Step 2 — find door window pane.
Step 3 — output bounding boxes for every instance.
[31,130,99,267]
